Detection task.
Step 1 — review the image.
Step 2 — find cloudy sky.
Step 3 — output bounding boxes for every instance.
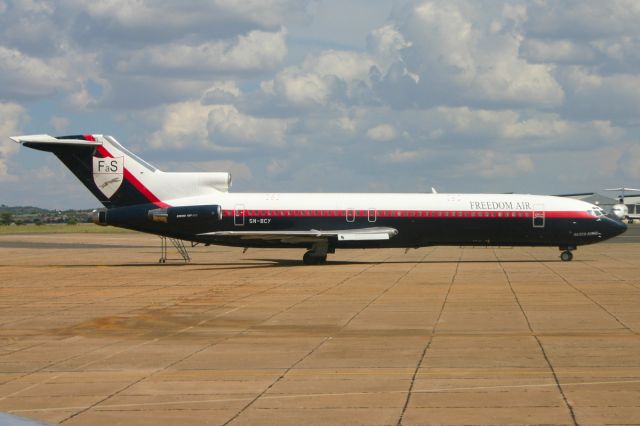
[0,0,639,209]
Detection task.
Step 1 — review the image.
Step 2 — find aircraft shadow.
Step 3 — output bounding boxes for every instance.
[19,258,565,271]
[187,258,564,271]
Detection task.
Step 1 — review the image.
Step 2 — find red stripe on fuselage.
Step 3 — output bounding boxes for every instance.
[220,209,595,220]
[96,145,170,208]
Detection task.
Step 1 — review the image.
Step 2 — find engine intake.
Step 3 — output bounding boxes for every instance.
[91,209,108,226]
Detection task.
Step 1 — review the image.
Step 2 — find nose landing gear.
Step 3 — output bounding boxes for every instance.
[560,250,573,262]
[559,245,576,262]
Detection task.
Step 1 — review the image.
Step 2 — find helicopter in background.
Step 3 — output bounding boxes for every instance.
[605,188,640,223]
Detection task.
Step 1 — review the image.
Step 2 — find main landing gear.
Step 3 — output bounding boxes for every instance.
[303,251,327,265]
[302,241,329,265]
[559,245,576,262]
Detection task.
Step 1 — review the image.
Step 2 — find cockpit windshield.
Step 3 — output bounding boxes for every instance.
[587,207,605,217]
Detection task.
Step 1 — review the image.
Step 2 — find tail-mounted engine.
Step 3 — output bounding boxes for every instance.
[92,205,222,227]
[148,205,222,224]
[91,209,108,226]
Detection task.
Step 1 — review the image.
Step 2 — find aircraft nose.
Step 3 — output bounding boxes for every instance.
[603,215,627,239]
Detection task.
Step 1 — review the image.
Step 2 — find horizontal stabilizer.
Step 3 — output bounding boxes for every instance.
[9,134,101,146]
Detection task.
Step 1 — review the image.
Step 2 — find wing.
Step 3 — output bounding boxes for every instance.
[199,227,398,243]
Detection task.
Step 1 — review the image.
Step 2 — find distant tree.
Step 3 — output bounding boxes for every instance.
[34,218,43,226]
[67,218,78,225]
[1,212,13,225]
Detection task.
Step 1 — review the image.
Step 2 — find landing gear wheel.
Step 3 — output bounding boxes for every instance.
[560,251,573,262]
[303,251,327,265]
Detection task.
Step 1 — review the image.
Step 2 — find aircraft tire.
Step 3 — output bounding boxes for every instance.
[303,252,327,265]
[560,251,573,262]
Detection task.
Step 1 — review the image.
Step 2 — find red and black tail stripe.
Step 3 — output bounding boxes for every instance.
[95,145,169,208]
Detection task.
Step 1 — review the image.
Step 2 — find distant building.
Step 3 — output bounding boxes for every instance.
[624,195,640,217]
[555,193,619,212]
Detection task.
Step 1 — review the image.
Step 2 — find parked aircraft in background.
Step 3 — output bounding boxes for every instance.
[10,134,627,264]
[605,188,640,223]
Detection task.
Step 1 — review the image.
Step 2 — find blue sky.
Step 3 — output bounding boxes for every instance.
[1,0,639,209]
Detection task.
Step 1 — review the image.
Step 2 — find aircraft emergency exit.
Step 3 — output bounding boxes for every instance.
[10,134,627,264]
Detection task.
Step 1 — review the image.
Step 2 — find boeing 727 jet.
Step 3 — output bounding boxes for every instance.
[10,134,627,264]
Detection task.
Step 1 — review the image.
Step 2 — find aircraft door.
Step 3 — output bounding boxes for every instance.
[532,204,545,228]
[234,204,245,226]
[368,208,377,223]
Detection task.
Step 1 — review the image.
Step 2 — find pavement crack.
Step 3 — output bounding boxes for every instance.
[397,250,459,426]
[497,251,578,426]
[223,253,399,425]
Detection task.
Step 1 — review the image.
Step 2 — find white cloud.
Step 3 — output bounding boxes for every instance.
[202,81,241,104]
[49,116,70,133]
[0,46,71,100]
[560,68,640,122]
[367,124,398,142]
[457,151,535,178]
[302,50,375,83]
[273,69,336,107]
[433,106,624,150]
[266,159,287,176]
[0,103,29,180]
[521,39,596,64]
[255,48,379,113]
[208,104,288,148]
[116,29,287,76]
[71,0,308,41]
[616,143,640,180]
[149,101,289,150]
[524,1,640,39]
[372,1,564,108]
[160,160,252,181]
[386,149,421,163]
[436,107,519,136]
[149,101,211,148]
[367,24,412,66]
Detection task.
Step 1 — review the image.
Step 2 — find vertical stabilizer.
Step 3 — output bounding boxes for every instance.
[10,134,167,208]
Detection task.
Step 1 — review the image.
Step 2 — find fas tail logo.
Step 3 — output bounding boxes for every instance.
[93,156,124,198]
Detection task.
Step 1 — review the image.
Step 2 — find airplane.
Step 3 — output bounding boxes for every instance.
[604,188,640,223]
[9,134,627,264]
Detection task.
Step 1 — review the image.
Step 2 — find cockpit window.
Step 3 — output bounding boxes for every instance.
[588,208,604,217]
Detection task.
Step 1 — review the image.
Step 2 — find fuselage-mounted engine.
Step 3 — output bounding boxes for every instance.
[148,205,222,225]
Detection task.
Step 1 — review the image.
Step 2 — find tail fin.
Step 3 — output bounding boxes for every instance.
[10,134,168,208]
[11,134,233,209]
